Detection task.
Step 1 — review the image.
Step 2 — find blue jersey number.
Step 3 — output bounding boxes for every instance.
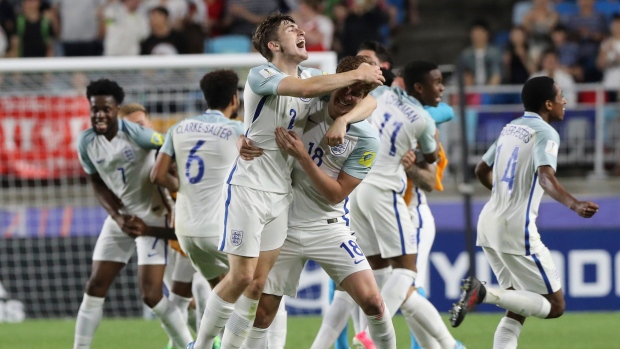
[117,167,126,184]
[287,109,297,130]
[307,141,324,167]
[186,140,205,184]
[501,146,520,194]
[389,121,404,156]
[339,240,364,258]
[378,112,392,136]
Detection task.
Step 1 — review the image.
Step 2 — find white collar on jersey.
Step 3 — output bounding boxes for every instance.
[204,109,225,118]
[523,111,543,120]
[267,62,302,78]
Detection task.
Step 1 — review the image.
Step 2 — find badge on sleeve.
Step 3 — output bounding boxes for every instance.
[359,151,376,167]
[151,133,164,146]
[259,68,279,79]
[545,140,558,156]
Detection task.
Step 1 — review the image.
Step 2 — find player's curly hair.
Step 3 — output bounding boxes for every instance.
[401,60,438,96]
[86,79,125,104]
[253,13,295,61]
[336,55,380,95]
[522,76,557,112]
[200,70,239,110]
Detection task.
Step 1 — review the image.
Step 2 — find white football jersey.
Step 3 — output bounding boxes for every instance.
[363,86,437,193]
[477,111,561,256]
[228,63,324,194]
[288,103,380,229]
[77,119,167,223]
[160,110,244,237]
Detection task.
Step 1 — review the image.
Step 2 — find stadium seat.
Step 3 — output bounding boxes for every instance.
[205,35,252,54]
[565,117,591,163]
[554,2,579,17]
[493,30,510,49]
[595,1,620,20]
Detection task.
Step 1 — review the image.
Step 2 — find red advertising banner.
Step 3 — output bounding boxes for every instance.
[0,96,90,178]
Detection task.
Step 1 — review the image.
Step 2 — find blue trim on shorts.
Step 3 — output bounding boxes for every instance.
[151,237,159,249]
[342,196,350,226]
[532,253,553,294]
[524,173,538,256]
[219,184,233,251]
[414,187,423,249]
[392,191,406,255]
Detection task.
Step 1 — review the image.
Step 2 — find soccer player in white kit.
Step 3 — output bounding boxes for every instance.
[74,79,192,349]
[351,63,465,349]
[450,76,599,349]
[192,13,384,349]
[236,56,396,349]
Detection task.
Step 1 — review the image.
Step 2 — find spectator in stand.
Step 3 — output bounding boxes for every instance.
[563,0,608,82]
[181,0,207,53]
[141,0,187,30]
[531,48,577,107]
[290,0,333,51]
[458,19,502,86]
[204,0,225,37]
[0,0,17,39]
[550,24,582,81]
[598,15,620,99]
[338,0,390,58]
[51,0,103,56]
[221,0,278,38]
[522,0,558,61]
[503,25,535,84]
[141,6,187,55]
[8,0,55,57]
[101,0,149,56]
[0,24,7,56]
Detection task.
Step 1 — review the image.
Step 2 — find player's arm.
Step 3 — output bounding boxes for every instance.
[122,119,165,150]
[151,152,179,192]
[403,150,437,192]
[424,102,454,125]
[324,95,377,146]
[417,114,439,163]
[476,140,496,191]
[275,63,384,98]
[122,216,178,240]
[87,173,128,225]
[275,128,362,204]
[538,166,598,218]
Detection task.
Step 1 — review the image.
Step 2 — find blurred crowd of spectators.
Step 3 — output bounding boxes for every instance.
[0,0,418,58]
[460,0,620,104]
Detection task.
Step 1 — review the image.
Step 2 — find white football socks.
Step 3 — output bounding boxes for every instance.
[358,267,393,331]
[221,295,259,349]
[195,292,234,349]
[310,290,356,349]
[493,317,522,349]
[366,303,397,349]
[73,294,105,349]
[400,292,456,349]
[240,327,267,349]
[169,293,192,326]
[380,268,416,320]
[484,288,551,318]
[267,301,287,349]
[151,297,194,348]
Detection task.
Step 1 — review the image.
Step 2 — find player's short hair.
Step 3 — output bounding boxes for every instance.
[86,78,125,104]
[119,103,148,118]
[150,6,169,17]
[200,69,239,110]
[358,41,393,67]
[253,12,295,61]
[336,55,380,95]
[401,60,439,94]
[521,76,557,113]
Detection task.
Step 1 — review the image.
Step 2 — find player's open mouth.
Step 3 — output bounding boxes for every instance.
[337,98,350,107]
[95,121,107,130]
[436,95,442,102]
[296,39,305,49]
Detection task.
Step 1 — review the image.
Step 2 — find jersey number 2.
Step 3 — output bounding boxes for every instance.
[186,140,205,184]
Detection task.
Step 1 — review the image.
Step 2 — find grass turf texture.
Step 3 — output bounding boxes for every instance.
[1,313,616,348]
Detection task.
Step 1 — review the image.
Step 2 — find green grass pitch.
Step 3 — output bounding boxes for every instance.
[1,313,616,348]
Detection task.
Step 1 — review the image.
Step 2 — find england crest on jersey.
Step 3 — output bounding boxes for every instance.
[330,139,350,156]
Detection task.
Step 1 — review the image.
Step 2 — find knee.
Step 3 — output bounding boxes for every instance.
[547,298,565,319]
[254,302,276,328]
[360,292,384,317]
[140,286,163,308]
[245,278,266,299]
[85,277,109,298]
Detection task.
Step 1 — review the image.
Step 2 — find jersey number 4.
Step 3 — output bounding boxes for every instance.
[497,145,520,195]
[186,140,205,184]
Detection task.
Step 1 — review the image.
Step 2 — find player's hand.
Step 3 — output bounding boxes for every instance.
[571,201,599,218]
[237,135,263,160]
[324,117,347,147]
[121,215,149,237]
[112,214,132,234]
[401,149,417,169]
[275,127,306,159]
[356,63,385,85]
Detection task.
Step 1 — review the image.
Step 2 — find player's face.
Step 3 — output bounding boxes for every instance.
[330,83,366,117]
[90,96,119,136]
[418,69,444,107]
[548,83,566,122]
[123,111,153,129]
[275,22,307,62]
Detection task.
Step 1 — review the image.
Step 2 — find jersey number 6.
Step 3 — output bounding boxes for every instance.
[186,140,205,184]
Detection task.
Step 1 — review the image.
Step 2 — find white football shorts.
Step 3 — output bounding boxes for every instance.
[263,222,371,297]
[92,215,168,265]
[178,236,230,281]
[408,203,436,289]
[483,246,561,295]
[351,182,417,259]
[218,184,291,258]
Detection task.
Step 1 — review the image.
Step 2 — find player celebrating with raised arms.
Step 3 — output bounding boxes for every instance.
[74,79,192,349]
[191,12,384,349]
[239,55,395,349]
[451,76,599,349]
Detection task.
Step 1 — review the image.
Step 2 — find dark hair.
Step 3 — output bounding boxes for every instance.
[150,6,169,17]
[86,78,125,104]
[380,67,395,87]
[252,13,295,61]
[613,14,620,22]
[358,41,393,67]
[521,76,557,112]
[552,23,568,33]
[401,60,439,94]
[470,19,490,32]
[200,70,239,110]
[336,55,379,95]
